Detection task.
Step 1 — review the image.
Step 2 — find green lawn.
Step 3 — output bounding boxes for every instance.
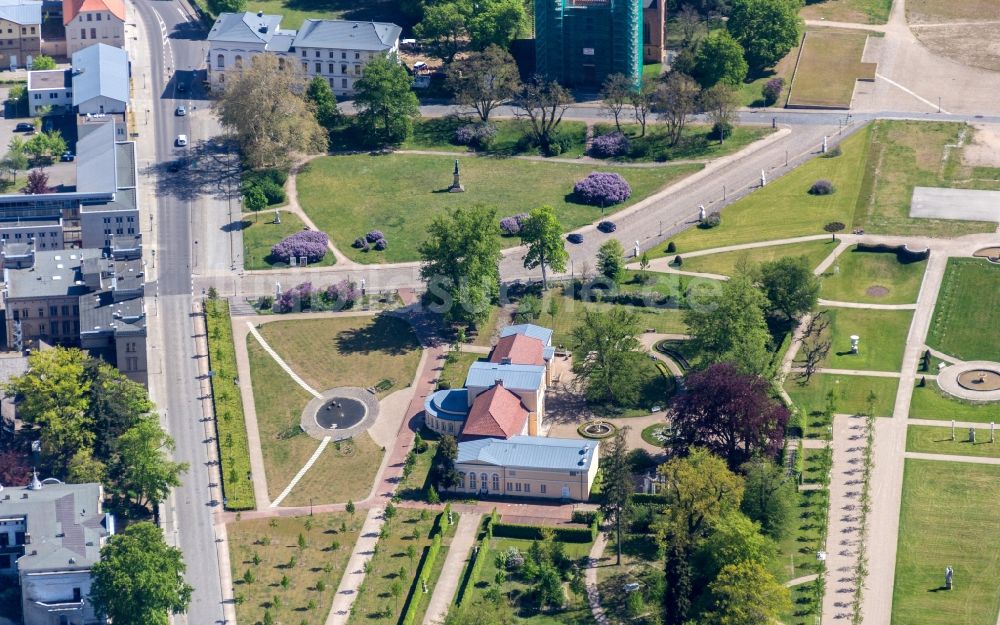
[402,118,588,158]
[398,437,437,500]
[348,509,458,625]
[821,248,927,304]
[801,0,893,23]
[657,125,872,255]
[909,382,999,423]
[539,289,688,349]
[259,315,422,397]
[772,488,829,585]
[787,29,874,108]
[439,351,482,390]
[907,425,1000,457]
[678,239,838,277]
[892,459,1000,625]
[801,447,832,484]
[617,270,723,299]
[815,307,913,372]
[241,210,336,271]
[297,153,701,264]
[239,0,417,30]
[779,577,824,625]
[591,123,775,162]
[735,35,802,107]
[229,512,364,625]
[927,259,1000,361]
[785,374,899,432]
[468,305,503,347]
[856,122,998,237]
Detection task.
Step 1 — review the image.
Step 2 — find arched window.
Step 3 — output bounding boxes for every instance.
[469,473,476,490]
[216,54,224,69]
[480,473,488,491]
[458,472,465,489]
[492,474,500,491]
[234,55,243,69]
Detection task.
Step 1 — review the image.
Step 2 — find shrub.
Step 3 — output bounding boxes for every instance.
[277,282,316,313]
[666,241,676,253]
[698,213,721,229]
[589,132,630,158]
[762,77,785,106]
[324,280,358,309]
[270,230,329,263]
[352,237,367,249]
[499,213,529,236]
[454,123,497,149]
[674,255,683,266]
[822,145,842,158]
[573,172,632,206]
[809,179,836,195]
[365,230,385,243]
[710,121,733,141]
[374,238,387,250]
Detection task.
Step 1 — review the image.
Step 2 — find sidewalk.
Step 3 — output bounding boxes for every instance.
[326,507,386,625]
[422,513,482,625]
[584,532,609,625]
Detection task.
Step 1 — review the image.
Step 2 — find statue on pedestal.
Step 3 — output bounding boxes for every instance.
[448,159,465,193]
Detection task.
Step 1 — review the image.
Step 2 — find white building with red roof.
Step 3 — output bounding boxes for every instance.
[63,0,125,56]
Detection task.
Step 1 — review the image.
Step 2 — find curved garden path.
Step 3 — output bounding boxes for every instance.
[283,158,357,267]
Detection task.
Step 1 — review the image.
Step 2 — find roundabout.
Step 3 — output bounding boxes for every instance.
[936,361,1000,402]
[301,387,381,441]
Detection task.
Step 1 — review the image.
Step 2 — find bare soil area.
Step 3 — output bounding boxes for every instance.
[963,125,1000,168]
[906,0,1000,71]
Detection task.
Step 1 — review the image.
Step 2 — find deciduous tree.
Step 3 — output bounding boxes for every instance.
[30,55,56,70]
[727,0,802,73]
[692,30,748,88]
[467,0,525,50]
[693,511,775,585]
[354,54,421,146]
[447,45,521,123]
[600,73,633,133]
[600,427,633,565]
[305,76,341,131]
[701,82,739,143]
[702,560,790,625]
[514,75,574,154]
[22,168,51,194]
[684,272,772,374]
[521,205,567,290]
[631,80,655,137]
[112,417,188,509]
[570,307,642,406]
[431,434,461,489]
[86,360,155,460]
[415,0,470,64]
[656,448,744,543]
[90,522,193,625]
[740,457,795,539]
[758,256,820,321]
[596,239,625,284]
[656,72,700,147]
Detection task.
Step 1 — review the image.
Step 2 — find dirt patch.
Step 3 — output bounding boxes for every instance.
[866,285,890,297]
[909,23,1000,72]
[963,125,1000,168]
[907,0,1000,24]
[974,247,1000,258]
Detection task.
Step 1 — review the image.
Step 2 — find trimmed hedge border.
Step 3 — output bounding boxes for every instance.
[401,510,448,625]
[455,536,489,607]
[491,520,598,543]
[204,299,256,510]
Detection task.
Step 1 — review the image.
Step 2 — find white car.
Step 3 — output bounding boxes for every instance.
[175,105,187,116]
[175,134,188,147]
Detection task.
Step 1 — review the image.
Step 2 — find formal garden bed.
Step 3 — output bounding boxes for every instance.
[228,511,364,625]
[675,239,836,277]
[906,425,1000,458]
[241,211,336,271]
[927,258,1000,362]
[784,374,899,434]
[821,247,927,304]
[296,153,701,264]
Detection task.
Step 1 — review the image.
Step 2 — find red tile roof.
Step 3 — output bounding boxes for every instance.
[488,334,545,366]
[461,383,529,441]
[63,0,125,25]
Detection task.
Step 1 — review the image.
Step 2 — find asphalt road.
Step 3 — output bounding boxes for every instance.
[129,1,228,624]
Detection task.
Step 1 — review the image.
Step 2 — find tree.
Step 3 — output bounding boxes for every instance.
[444,598,518,625]
[570,307,642,406]
[305,76,341,131]
[630,80,656,137]
[514,75,574,154]
[432,434,461,489]
[656,448,744,543]
[701,82,739,143]
[467,0,526,50]
[22,168,51,194]
[692,30,748,88]
[639,252,650,282]
[824,221,845,242]
[112,418,188,509]
[702,560,790,625]
[419,205,502,327]
[740,457,795,539]
[693,511,775,586]
[521,205,568,290]
[243,186,267,212]
[758,256,820,321]
[90,522,193,625]
[600,427,633,566]
[670,363,789,470]
[208,0,247,14]
[655,72,700,147]
[447,45,521,123]
[600,73,633,133]
[415,0,470,64]
[684,272,772,374]
[31,55,56,70]
[2,138,29,181]
[24,131,66,162]
[677,4,703,45]
[727,0,802,73]
[596,239,625,284]
[67,448,107,484]
[797,311,831,383]
[663,539,693,625]
[214,55,327,170]
[354,54,421,147]
[85,360,154,460]
[0,451,31,485]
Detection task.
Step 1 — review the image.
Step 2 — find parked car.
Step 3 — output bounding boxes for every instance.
[597,220,617,233]
[567,233,584,244]
[175,134,188,147]
[60,151,75,162]
[14,122,34,132]
[175,105,187,116]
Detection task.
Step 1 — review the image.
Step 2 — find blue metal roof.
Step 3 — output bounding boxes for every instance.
[424,388,468,422]
[457,436,598,471]
[500,324,553,346]
[72,43,129,108]
[0,0,41,26]
[465,361,544,391]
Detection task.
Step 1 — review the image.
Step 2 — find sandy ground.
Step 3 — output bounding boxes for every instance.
[962,124,1000,169]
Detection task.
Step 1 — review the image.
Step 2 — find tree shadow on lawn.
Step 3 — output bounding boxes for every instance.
[335,315,421,356]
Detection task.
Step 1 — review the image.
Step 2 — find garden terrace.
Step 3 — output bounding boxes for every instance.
[821,247,927,304]
[927,259,1000,361]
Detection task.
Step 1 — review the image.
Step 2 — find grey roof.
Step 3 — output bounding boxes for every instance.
[27,68,70,90]
[0,481,110,573]
[207,11,282,45]
[457,436,599,471]
[0,0,41,26]
[76,121,117,194]
[5,249,102,299]
[0,354,29,383]
[500,324,554,346]
[72,43,129,108]
[114,142,135,188]
[292,19,401,51]
[79,290,145,336]
[268,31,295,53]
[465,361,545,391]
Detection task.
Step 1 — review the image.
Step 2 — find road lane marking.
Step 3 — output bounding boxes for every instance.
[875,72,951,114]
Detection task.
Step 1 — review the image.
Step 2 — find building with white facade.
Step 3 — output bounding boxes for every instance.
[206,11,401,96]
[62,0,124,56]
[26,42,128,116]
[0,476,113,625]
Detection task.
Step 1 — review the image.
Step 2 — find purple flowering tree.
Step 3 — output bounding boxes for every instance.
[573,172,632,206]
[277,282,317,313]
[365,230,385,243]
[271,230,329,264]
[324,280,358,310]
[499,213,529,236]
[589,132,630,158]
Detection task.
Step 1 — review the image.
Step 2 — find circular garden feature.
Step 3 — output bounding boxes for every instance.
[301,387,380,441]
[577,420,617,439]
[315,397,367,430]
[957,369,1000,392]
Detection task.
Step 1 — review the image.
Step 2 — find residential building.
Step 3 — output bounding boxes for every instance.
[452,436,599,501]
[0,476,113,625]
[642,0,664,64]
[0,0,41,70]
[26,43,129,116]
[206,11,401,96]
[534,0,643,88]
[63,0,124,56]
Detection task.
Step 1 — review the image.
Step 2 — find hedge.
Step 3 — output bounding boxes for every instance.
[490,521,597,543]
[456,538,490,606]
[632,493,664,505]
[204,299,256,510]
[401,533,443,625]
